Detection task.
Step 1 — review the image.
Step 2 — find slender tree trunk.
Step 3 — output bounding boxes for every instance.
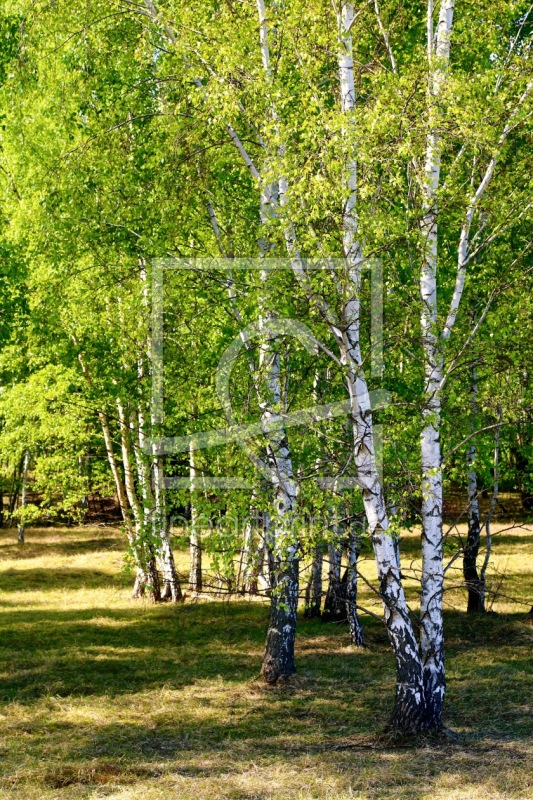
[419,3,530,727]
[138,260,182,602]
[255,0,300,686]
[256,0,438,721]
[305,544,323,618]
[8,462,20,517]
[480,412,502,610]
[245,510,271,595]
[97,409,134,531]
[189,441,202,593]
[78,351,151,593]
[17,449,30,544]
[418,0,455,729]
[261,509,274,592]
[333,1,439,731]
[463,363,483,612]
[256,0,429,727]
[464,463,482,612]
[154,455,182,601]
[259,329,299,683]
[335,3,428,733]
[240,515,255,593]
[346,521,365,646]
[323,533,345,622]
[241,504,264,594]
[305,375,325,619]
[117,399,160,602]
[137,410,182,603]
[79,455,88,511]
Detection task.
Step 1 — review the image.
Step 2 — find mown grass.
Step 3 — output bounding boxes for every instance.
[0,524,531,800]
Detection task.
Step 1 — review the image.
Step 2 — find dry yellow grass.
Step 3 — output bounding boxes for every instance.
[0,523,531,800]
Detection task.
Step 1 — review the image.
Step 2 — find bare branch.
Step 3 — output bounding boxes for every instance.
[373,0,397,73]
[442,79,533,340]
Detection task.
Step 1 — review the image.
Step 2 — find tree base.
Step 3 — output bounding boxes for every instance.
[261,658,297,685]
[387,684,444,736]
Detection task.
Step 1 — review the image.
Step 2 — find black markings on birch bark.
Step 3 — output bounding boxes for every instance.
[346,521,365,646]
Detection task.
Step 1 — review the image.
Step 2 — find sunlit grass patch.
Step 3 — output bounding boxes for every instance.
[0,525,531,799]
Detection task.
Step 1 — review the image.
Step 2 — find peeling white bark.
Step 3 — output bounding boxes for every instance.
[258,304,299,680]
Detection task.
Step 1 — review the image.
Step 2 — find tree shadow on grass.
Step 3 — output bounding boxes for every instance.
[0,566,122,594]
[392,530,533,560]
[7,636,532,800]
[0,602,269,701]
[0,598,530,716]
[0,531,124,561]
[0,598,531,799]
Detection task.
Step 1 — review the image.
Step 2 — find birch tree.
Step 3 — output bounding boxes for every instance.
[2,0,532,738]
[418,0,532,723]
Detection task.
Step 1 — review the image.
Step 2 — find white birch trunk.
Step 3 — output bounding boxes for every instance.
[153,453,182,601]
[97,405,155,598]
[240,514,255,592]
[206,194,291,617]
[79,318,158,599]
[419,3,530,720]
[77,351,134,534]
[304,376,325,620]
[17,449,30,544]
[138,262,182,602]
[253,0,429,726]
[258,311,299,682]
[418,0,454,728]
[254,0,300,683]
[337,2,427,731]
[188,441,202,593]
[117,399,160,601]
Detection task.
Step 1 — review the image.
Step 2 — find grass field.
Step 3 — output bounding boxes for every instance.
[0,524,531,800]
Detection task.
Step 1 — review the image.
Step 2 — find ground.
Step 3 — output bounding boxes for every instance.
[0,524,531,800]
